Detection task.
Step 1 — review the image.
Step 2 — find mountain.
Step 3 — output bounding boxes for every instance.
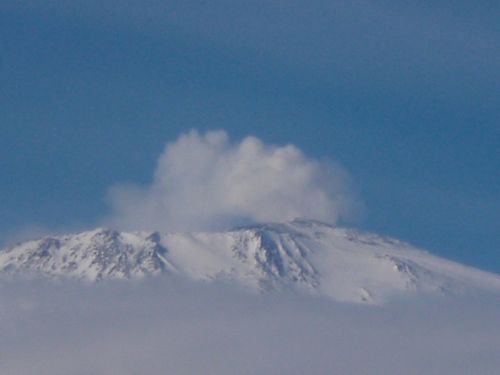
[1,219,499,304]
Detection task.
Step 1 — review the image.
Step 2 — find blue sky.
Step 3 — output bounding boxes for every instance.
[1,1,499,272]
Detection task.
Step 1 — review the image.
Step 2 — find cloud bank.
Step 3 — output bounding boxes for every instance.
[106,130,357,232]
[1,278,500,375]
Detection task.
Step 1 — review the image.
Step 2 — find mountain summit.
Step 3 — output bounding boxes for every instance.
[1,219,499,304]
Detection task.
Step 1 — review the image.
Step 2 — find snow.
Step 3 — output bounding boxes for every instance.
[1,219,499,304]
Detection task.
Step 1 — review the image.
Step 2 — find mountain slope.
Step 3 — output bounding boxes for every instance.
[1,219,499,303]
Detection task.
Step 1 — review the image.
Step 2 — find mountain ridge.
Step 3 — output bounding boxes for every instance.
[1,219,499,304]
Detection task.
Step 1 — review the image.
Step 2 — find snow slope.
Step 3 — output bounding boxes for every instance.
[1,219,499,303]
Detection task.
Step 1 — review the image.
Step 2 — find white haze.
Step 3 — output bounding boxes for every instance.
[1,278,499,375]
[105,130,358,232]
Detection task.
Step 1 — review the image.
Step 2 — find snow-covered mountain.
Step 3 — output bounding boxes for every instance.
[1,219,499,304]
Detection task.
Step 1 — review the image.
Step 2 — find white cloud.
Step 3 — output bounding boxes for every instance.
[105,129,358,232]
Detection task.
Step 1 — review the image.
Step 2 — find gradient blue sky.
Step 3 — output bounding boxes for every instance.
[1,1,499,272]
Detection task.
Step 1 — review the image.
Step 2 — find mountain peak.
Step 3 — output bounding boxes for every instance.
[1,219,499,304]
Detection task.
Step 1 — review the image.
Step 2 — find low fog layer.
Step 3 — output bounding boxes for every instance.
[1,278,499,375]
[106,130,358,232]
